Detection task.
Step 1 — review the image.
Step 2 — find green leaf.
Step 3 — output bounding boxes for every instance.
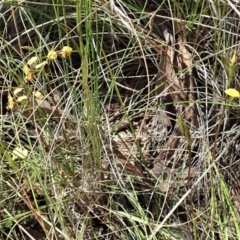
[178,114,186,136]
[178,114,192,146]
[21,46,38,51]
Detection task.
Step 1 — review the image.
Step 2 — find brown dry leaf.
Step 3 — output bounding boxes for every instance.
[156,34,198,127]
[155,46,176,128]
[176,35,197,127]
[152,34,199,190]
[34,98,64,117]
[156,46,186,125]
[155,46,174,95]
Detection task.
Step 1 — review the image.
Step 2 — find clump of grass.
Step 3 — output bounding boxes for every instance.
[1,0,240,239]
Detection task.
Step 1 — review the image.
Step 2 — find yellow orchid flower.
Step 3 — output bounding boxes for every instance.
[25,71,35,82]
[23,64,35,82]
[58,46,73,58]
[6,94,17,110]
[33,91,44,100]
[47,50,58,60]
[23,64,30,75]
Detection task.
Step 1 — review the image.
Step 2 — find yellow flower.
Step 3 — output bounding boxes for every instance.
[25,71,35,82]
[23,64,35,82]
[23,64,30,75]
[6,94,17,110]
[47,50,58,60]
[33,91,44,100]
[225,88,240,98]
[58,46,73,58]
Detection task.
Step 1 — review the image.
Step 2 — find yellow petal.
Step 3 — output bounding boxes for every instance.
[62,46,73,54]
[12,147,28,160]
[16,95,28,102]
[47,50,58,60]
[6,94,17,110]
[35,61,48,69]
[23,64,30,75]
[27,56,38,66]
[33,91,44,100]
[58,46,73,58]
[230,51,237,65]
[25,72,35,82]
[13,88,24,95]
[225,88,240,98]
